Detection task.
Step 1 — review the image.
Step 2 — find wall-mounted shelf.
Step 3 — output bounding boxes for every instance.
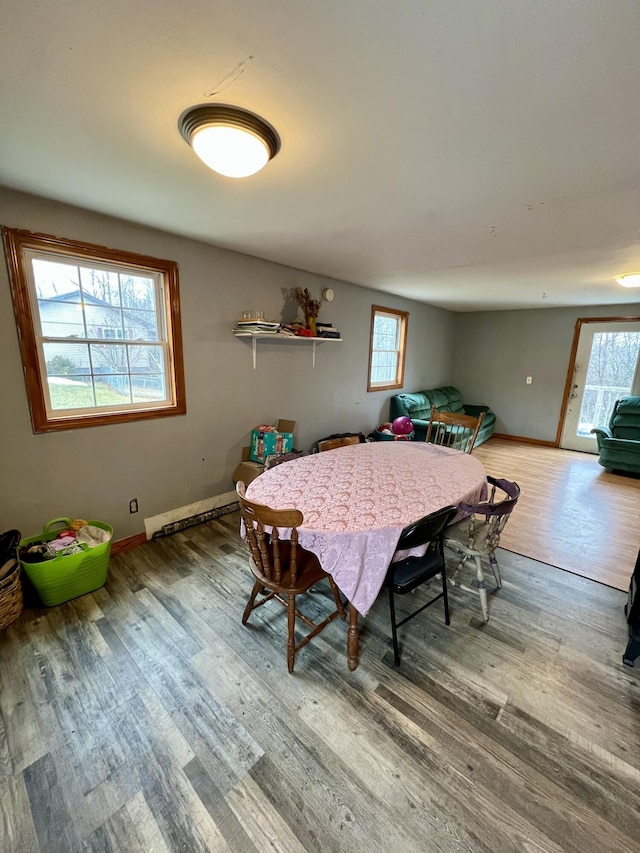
[233,331,342,369]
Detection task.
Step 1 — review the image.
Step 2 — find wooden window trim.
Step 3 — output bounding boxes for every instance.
[367,304,409,392]
[3,227,186,433]
[556,314,640,446]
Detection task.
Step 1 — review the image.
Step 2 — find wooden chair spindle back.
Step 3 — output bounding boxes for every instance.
[425,406,485,454]
[317,435,360,452]
[236,482,304,586]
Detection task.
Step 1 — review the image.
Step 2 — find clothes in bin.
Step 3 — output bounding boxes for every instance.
[19,517,113,607]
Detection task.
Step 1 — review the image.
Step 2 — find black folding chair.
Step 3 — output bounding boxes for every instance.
[385,504,457,666]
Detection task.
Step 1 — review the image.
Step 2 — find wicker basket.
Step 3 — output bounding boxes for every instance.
[0,561,23,631]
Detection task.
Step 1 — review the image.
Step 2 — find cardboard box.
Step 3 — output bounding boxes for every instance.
[249,419,295,464]
[233,459,265,485]
[232,419,296,484]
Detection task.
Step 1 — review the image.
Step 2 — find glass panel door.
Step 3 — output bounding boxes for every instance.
[561,321,640,452]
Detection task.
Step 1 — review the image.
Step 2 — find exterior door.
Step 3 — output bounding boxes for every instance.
[560,320,640,452]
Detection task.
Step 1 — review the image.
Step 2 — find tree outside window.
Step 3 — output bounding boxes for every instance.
[368,305,408,391]
[3,228,186,432]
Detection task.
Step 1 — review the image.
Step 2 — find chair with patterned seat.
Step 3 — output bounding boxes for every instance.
[444,476,521,622]
[236,482,346,672]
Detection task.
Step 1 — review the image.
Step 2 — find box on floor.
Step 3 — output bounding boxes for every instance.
[233,419,296,484]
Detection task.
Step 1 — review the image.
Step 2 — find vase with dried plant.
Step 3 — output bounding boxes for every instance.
[294,287,322,335]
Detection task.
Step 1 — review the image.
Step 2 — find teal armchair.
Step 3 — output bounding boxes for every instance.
[591,396,640,474]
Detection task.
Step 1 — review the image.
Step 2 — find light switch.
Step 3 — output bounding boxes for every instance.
[526,376,532,384]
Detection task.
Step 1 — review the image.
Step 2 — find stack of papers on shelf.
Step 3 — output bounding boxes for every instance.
[233,320,281,334]
[315,322,341,338]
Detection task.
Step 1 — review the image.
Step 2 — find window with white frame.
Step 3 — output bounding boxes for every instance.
[3,228,186,432]
[368,305,408,391]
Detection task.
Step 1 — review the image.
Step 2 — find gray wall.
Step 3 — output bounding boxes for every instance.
[0,187,454,540]
[451,304,640,441]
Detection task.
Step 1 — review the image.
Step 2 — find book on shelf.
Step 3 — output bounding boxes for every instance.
[234,320,281,334]
[236,320,280,328]
[314,322,340,338]
[233,321,341,339]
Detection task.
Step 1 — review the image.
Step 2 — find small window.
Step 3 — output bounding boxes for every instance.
[367,305,408,392]
[3,228,186,432]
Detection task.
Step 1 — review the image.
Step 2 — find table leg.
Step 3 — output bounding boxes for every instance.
[347,603,359,671]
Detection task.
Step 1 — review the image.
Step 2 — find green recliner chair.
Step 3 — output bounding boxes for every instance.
[591,396,640,474]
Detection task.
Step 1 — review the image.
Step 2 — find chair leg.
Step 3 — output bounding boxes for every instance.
[489,552,502,589]
[444,543,466,585]
[242,580,263,625]
[441,569,451,625]
[328,576,346,619]
[474,556,489,622]
[287,594,296,673]
[388,587,401,667]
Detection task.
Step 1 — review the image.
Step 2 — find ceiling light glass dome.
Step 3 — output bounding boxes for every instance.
[179,105,280,179]
[616,274,640,288]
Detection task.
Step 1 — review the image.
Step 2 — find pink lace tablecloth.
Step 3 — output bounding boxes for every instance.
[245,441,486,616]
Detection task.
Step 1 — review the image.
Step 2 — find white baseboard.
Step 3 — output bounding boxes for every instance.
[144,491,238,540]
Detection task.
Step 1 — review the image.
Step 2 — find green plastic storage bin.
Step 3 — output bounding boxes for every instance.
[20,518,113,607]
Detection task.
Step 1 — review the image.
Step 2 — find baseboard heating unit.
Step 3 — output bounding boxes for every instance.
[152,501,239,539]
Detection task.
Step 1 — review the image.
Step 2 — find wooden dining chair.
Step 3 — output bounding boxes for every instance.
[385,504,458,666]
[236,482,346,672]
[444,476,521,622]
[264,450,308,469]
[425,406,486,454]
[317,435,361,452]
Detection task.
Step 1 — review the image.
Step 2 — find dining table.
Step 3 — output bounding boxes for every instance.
[244,440,487,670]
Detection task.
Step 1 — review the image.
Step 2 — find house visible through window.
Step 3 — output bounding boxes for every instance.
[3,228,186,432]
[368,305,408,391]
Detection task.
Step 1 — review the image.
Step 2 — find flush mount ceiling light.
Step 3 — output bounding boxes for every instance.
[616,274,640,288]
[178,104,280,178]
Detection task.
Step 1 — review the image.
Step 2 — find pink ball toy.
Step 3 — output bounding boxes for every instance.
[392,416,413,435]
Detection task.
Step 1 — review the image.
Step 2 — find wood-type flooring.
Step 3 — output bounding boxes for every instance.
[473,438,640,591]
[1,512,639,852]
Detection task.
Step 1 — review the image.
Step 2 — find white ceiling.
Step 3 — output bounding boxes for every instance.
[2,1,640,311]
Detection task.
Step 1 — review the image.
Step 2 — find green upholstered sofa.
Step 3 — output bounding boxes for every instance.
[389,386,496,446]
[591,396,640,474]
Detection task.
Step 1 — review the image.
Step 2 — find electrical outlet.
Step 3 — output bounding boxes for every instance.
[129,498,139,514]
[526,376,533,384]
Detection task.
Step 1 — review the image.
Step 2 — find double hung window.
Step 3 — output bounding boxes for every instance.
[368,305,408,391]
[3,228,186,432]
